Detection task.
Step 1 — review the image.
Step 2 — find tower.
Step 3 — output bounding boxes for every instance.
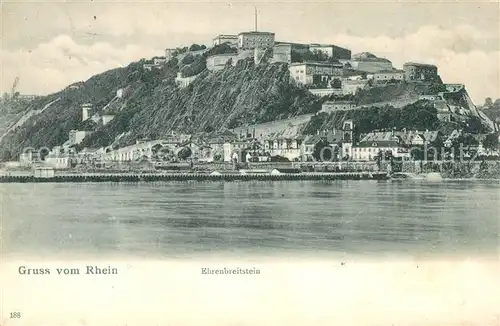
[342,120,354,143]
[341,120,354,159]
[254,7,258,32]
[81,103,93,122]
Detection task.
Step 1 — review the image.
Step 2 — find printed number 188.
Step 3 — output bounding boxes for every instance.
[10,312,21,318]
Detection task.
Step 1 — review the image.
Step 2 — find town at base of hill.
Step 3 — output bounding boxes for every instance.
[1,28,499,170]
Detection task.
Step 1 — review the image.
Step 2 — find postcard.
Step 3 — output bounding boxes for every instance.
[1,0,499,325]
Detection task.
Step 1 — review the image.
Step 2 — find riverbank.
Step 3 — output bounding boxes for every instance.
[0,171,388,183]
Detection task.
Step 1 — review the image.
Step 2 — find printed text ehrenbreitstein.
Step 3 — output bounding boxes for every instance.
[201,267,260,275]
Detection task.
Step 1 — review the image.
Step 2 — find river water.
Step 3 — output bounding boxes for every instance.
[1,180,500,326]
[2,180,499,259]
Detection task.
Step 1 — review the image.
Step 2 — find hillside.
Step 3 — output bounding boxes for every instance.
[0,59,323,160]
[0,49,495,162]
[302,100,486,136]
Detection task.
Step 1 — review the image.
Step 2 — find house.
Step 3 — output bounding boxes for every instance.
[223,140,253,162]
[373,70,405,83]
[289,62,343,86]
[44,154,72,169]
[19,149,41,167]
[302,135,323,160]
[351,132,409,161]
[264,126,305,161]
[351,139,409,161]
[103,140,166,162]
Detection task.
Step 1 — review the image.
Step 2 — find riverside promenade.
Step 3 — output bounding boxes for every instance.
[0,171,388,183]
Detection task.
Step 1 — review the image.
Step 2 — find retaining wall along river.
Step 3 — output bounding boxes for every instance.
[0,172,388,183]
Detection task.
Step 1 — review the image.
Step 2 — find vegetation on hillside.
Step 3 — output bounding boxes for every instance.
[303,101,442,135]
[291,49,340,63]
[0,60,322,160]
[481,97,500,122]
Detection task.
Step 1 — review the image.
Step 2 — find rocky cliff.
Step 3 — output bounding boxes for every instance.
[0,59,322,160]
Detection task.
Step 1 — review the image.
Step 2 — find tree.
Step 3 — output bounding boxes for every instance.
[177,147,192,160]
[203,44,237,57]
[331,78,342,89]
[2,92,10,102]
[181,54,195,65]
[312,140,330,161]
[482,133,499,151]
[463,116,485,134]
[189,44,202,51]
[484,97,493,108]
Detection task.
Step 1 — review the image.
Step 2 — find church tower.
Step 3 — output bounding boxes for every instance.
[342,120,354,143]
[341,119,354,159]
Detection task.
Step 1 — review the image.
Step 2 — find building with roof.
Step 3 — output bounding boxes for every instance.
[320,101,357,113]
[19,149,41,167]
[237,31,275,50]
[175,72,199,88]
[373,70,405,83]
[348,52,393,73]
[272,43,292,64]
[103,139,167,162]
[213,34,238,46]
[289,62,343,86]
[44,154,72,169]
[69,130,92,146]
[349,129,441,161]
[351,131,408,161]
[403,62,439,82]
[309,43,351,60]
[263,124,305,161]
[302,135,324,160]
[309,88,343,97]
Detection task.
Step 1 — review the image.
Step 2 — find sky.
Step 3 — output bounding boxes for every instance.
[1,0,499,104]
